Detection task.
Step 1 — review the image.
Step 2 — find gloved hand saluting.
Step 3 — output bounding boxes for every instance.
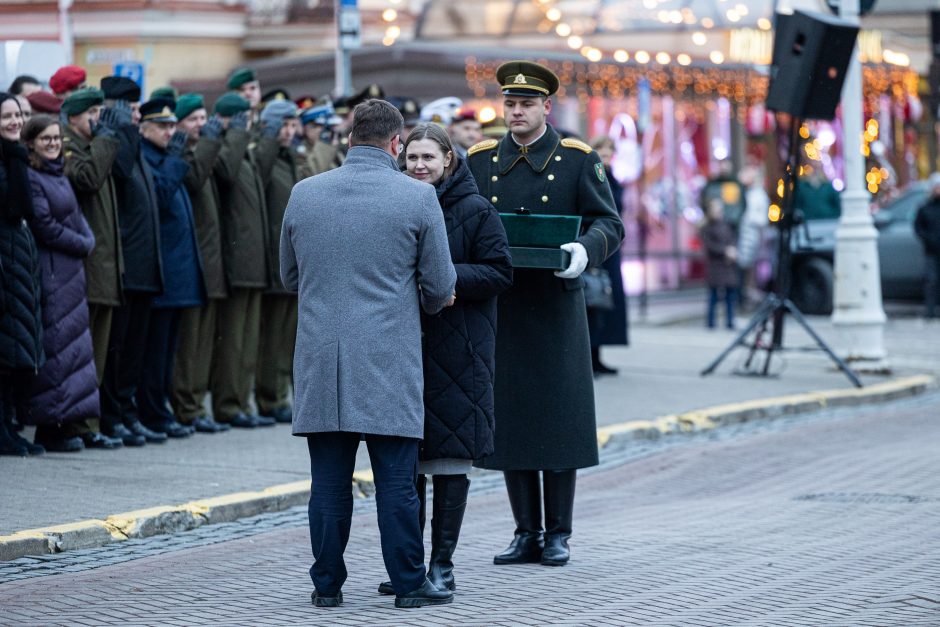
[554,242,588,279]
[229,111,249,131]
[167,130,188,157]
[110,100,134,127]
[201,115,223,139]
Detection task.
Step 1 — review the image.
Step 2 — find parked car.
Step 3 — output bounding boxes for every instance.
[786,181,928,314]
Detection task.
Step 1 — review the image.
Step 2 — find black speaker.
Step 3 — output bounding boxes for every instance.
[765,10,859,121]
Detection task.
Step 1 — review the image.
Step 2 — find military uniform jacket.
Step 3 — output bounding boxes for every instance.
[254,136,298,295]
[298,140,342,180]
[468,124,623,470]
[63,127,123,306]
[213,128,270,290]
[183,137,227,300]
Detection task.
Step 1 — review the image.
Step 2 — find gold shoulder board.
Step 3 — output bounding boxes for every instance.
[560,138,592,154]
[467,139,499,157]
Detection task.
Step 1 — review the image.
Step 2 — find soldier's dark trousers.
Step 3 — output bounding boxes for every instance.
[211,288,262,421]
[172,300,219,421]
[87,303,113,385]
[100,292,153,427]
[306,432,427,597]
[255,294,297,415]
[138,308,183,427]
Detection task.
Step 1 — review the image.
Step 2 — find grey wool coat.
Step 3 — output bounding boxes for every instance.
[279,145,457,439]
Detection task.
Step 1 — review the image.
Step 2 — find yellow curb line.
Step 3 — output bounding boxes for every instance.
[2,375,933,562]
[596,374,936,447]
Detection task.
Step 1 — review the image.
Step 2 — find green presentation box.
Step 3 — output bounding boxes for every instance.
[499,213,581,269]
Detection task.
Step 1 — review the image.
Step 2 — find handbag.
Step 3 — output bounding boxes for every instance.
[582,268,615,311]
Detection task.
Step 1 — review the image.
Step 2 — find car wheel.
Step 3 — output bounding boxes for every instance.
[790,257,834,315]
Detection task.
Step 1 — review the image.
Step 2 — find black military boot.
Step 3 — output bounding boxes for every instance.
[427,474,470,591]
[378,474,427,595]
[493,470,544,565]
[541,469,576,566]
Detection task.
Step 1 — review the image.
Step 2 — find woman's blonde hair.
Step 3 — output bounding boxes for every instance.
[403,122,457,179]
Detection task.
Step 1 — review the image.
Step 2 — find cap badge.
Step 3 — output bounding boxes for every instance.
[513,74,527,84]
[162,106,172,116]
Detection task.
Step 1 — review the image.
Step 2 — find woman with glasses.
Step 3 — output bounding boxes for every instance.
[19,114,100,452]
[0,93,45,456]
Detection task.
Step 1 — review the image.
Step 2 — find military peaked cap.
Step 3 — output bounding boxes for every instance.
[140,98,178,123]
[496,60,559,97]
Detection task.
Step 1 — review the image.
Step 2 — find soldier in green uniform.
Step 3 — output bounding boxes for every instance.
[297,102,343,179]
[467,61,623,567]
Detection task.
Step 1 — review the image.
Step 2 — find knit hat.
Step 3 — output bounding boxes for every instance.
[49,65,87,96]
[227,67,257,90]
[61,88,104,117]
[27,90,62,114]
[101,76,141,102]
[175,93,205,121]
[213,93,250,117]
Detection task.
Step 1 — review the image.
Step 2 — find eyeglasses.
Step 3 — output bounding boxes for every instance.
[37,136,62,146]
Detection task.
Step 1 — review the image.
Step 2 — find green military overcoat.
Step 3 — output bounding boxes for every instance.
[468,125,623,470]
[63,127,123,307]
[213,128,270,290]
[254,136,298,295]
[183,136,228,300]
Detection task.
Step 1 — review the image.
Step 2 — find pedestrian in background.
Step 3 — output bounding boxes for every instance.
[701,198,739,330]
[210,93,275,429]
[280,99,456,609]
[385,122,511,594]
[588,135,628,376]
[61,86,133,448]
[0,92,45,456]
[914,172,940,320]
[170,94,230,433]
[736,164,770,306]
[795,166,841,221]
[21,115,100,452]
[97,76,168,446]
[138,99,205,438]
[254,98,300,424]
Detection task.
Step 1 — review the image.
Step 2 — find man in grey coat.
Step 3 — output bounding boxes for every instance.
[279,99,457,609]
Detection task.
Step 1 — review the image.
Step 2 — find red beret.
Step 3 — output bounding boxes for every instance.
[453,109,478,123]
[49,65,87,95]
[27,90,62,114]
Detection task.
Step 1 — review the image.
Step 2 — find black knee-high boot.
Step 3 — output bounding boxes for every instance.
[541,469,576,565]
[427,474,470,591]
[493,470,544,565]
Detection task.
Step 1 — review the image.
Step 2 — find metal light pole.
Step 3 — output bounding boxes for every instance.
[334,0,359,98]
[831,0,888,371]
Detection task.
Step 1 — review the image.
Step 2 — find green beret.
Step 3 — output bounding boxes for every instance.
[227,67,257,90]
[62,87,105,117]
[175,93,205,121]
[214,93,250,117]
[150,86,178,101]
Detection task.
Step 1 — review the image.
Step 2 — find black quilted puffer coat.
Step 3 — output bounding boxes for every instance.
[0,136,44,374]
[420,158,512,461]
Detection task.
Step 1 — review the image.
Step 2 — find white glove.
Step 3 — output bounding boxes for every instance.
[554,242,588,279]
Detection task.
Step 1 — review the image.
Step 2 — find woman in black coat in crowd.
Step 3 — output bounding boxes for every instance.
[0,92,45,456]
[386,122,512,593]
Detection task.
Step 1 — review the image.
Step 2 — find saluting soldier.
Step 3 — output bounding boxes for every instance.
[467,60,624,568]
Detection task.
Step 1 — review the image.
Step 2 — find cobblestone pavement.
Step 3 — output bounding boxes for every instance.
[2,393,939,625]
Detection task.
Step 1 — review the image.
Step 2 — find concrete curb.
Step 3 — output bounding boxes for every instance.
[2,375,933,562]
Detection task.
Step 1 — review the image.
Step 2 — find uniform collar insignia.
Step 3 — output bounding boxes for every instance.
[497,125,559,175]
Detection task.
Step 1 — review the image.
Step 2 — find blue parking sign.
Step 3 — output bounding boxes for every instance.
[114,62,145,96]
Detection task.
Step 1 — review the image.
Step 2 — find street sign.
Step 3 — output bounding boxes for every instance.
[114,61,145,96]
[338,0,361,50]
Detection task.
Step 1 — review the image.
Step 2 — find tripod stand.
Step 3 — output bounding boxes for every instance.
[700,117,862,388]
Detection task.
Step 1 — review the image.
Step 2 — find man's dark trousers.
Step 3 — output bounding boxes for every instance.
[100,292,153,428]
[306,432,426,596]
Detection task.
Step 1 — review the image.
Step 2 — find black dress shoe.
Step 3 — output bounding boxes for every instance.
[311,590,343,607]
[146,420,194,438]
[493,532,543,564]
[81,431,123,449]
[394,578,453,608]
[263,406,292,424]
[252,414,276,427]
[11,432,45,456]
[378,581,394,595]
[191,415,230,433]
[224,413,258,428]
[125,419,168,443]
[102,423,146,447]
[0,423,29,456]
[36,435,84,453]
[592,362,618,376]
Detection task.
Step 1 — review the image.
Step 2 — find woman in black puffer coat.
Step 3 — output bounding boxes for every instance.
[395,122,512,593]
[0,92,45,456]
